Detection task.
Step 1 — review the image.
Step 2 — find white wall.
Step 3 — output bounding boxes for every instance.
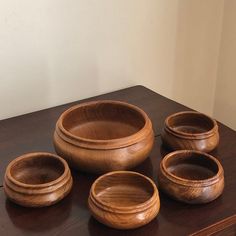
[1,0,180,120]
[0,0,235,130]
[213,0,236,130]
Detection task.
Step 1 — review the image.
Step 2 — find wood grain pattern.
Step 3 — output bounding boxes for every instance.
[4,152,73,207]
[0,85,191,184]
[161,111,219,152]
[158,150,224,204]
[54,100,154,174]
[190,214,236,236]
[0,86,235,236]
[88,171,160,229]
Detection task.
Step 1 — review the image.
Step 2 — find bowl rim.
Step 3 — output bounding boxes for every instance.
[5,152,69,188]
[164,111,218,138]
[89,171,158,213]
[56,100,153,149]
[160,150,224,186]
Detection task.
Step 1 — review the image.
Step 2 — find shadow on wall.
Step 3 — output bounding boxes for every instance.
[172,0,223,116]
[213,0,236,131]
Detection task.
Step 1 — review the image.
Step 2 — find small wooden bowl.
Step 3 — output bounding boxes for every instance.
[54,100,154,174]
[4,152,73,207]
[88,171,160,229]
[161,111,219,152]
[158,150,224,204]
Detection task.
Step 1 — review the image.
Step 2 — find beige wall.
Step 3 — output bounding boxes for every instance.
[1,0,180,120]
[0,0,235,130]
[213,0,236,130]
[172,0,223,115]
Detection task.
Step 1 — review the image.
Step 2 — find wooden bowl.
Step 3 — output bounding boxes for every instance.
[158,150,224,204]
[88,171,160,229]
[4,152,73,207]
[54,100,154,174]
[161,111,219,152]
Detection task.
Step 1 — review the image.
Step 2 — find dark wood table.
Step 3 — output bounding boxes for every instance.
[0,85,235,235]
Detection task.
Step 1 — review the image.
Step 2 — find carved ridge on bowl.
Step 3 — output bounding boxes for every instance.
[160,151,224,187]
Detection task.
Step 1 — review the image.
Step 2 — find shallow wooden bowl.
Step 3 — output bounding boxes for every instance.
[88,171,160,229]
[54,100,154,174]
[161,111,219,152]
[158,150,224,204]
[4,152,73,207]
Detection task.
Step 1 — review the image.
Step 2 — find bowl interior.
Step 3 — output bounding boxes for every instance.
[94,172,154,207]
[10,155,65,185]
[165,152,218,180]
[62,102,146,140]
[168,112,214,134]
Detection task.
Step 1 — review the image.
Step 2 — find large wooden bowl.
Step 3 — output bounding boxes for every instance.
[161,111,219,152]
[158,150,224,204]
[88,171,160,229]
[53,100,154,174]
[4,152,73,207]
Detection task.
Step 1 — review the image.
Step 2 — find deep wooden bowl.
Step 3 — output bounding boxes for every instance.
[88,171,160,229]
[54,100,154,174]
[158,150,224,204]
[161,111,219,152]
[4,152,73,207]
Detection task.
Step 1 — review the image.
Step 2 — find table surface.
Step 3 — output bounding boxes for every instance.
[0,85,235,236]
